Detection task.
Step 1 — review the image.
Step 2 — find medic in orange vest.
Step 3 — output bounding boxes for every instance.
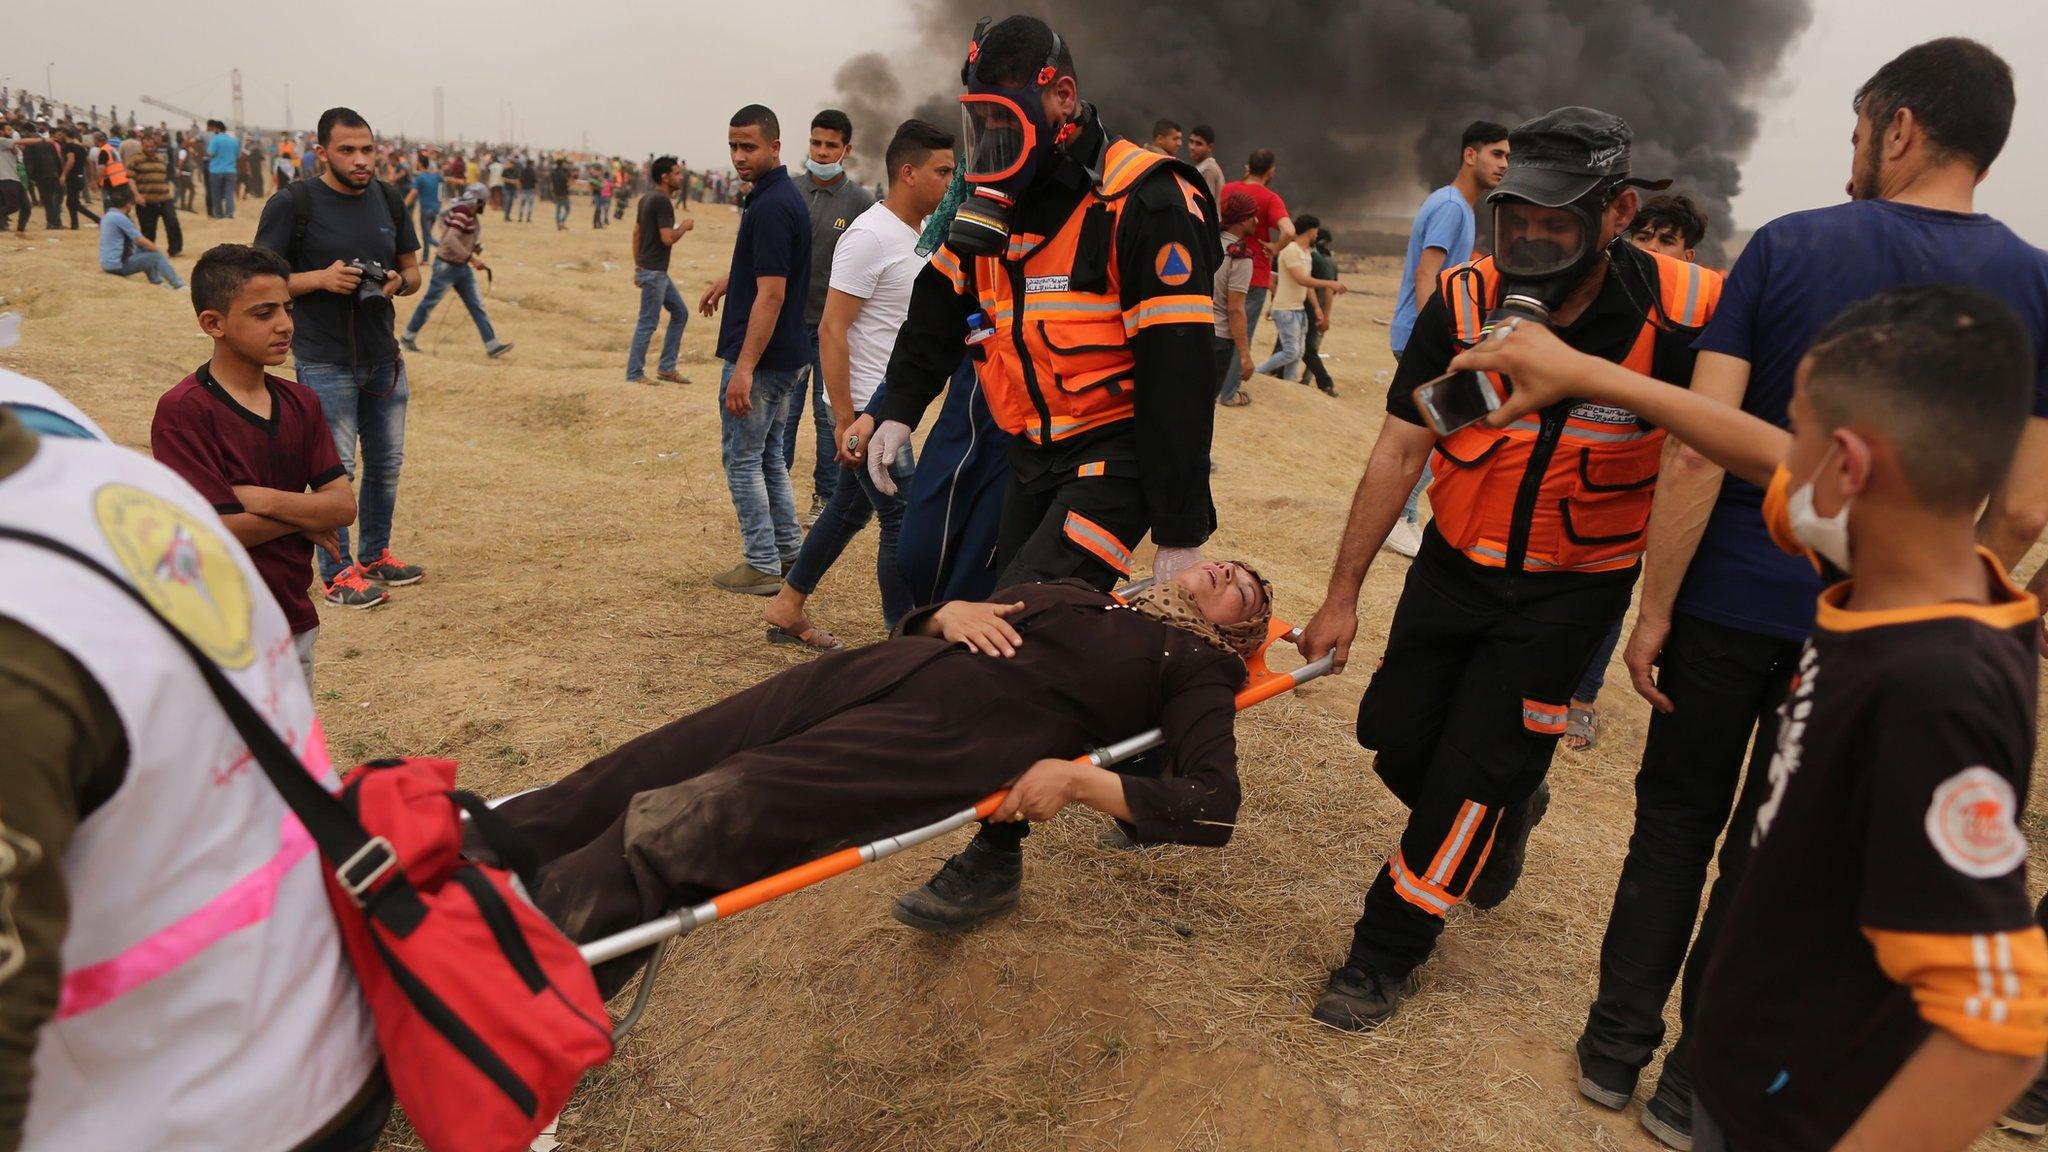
[1295,108,1723,1031]
[863,14,1222,934]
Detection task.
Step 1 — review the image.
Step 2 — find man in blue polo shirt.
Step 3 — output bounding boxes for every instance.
[1573,38,2048,1151]
[698,103,812,595]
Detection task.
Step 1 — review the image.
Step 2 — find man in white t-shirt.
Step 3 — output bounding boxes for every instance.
[1254,213,1345,382]
[1212,189,1260,407]
[760,119,957,649]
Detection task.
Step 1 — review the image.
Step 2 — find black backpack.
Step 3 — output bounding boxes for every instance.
[285,177,408,269]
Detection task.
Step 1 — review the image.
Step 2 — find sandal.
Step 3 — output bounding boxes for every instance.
[1221,392,1253,408]
[765,623,844,652]
[1562,706,1598,751]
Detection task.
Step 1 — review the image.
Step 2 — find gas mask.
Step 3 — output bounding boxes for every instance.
[950,19,1068,257]
[1488,188,1612,325]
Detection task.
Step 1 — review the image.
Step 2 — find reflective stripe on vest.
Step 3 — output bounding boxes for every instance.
[952,139,1213,445]
[1424,251,1724,574]
[1063,509,1134,575]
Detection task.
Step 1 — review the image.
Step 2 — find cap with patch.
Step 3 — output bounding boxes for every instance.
[1486,106,1633,210]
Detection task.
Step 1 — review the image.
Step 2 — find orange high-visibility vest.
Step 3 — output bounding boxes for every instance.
[928,139,1214,446]
[1425,250,1723,575]
[96,143,128,188]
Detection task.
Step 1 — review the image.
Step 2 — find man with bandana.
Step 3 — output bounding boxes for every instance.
[485,562,1273,994]
[863,13,1223,934]
[1297,108,1721,1031]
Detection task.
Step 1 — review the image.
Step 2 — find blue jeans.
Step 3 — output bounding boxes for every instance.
[1575,615,1628,704]
[207,171,236,218]
[784,447,916,629]
[718,360,803,573]
[1255,307,1306,376]
[1243,284,1269,350]
[405,260,498,346]
[419,204,439,248]
[105,251,185,287]
[517,189,536,221]
[781,324,836,504]
[300,360,409,583]
[554,198,571,227]
[626,269,686,379]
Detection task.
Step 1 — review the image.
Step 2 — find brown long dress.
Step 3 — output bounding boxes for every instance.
[492,580,1246,958]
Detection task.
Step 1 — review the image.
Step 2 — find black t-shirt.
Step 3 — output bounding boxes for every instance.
[549,165,570,198]
[519,162,538,190]
[1386,243,1698,427]
[59,141,88,187]
[634,193,675,272]
[21,138,57,181]
[1694,540,2044,1150]
[252,178,420,367]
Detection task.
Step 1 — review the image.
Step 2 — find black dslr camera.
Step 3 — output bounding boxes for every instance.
[346,258,391,303]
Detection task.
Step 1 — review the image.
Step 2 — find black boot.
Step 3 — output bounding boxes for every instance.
[1468,779,1551,910]
[890,834,1022,933]
[2002,1065,2048,1135]
[1640,1069,1695,1151]
[1310,960,1419,1032]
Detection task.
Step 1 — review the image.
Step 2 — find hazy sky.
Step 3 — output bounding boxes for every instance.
[5,0,2041,242]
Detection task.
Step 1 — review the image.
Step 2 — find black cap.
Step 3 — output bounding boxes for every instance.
[1486,107,1632,209]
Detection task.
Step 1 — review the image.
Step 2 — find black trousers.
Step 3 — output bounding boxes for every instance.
[63,181,97,227]
[137,200,182,255]
[1347,535,1625,976]
[1301,317,1334,390]
[978,466,1151,852]
[0,180,23,232]
[1576,612,1802,1095]
[34,178,61,228]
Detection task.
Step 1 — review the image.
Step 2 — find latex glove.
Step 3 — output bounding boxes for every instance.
[1152,546,1202,582]
[866,420,913,495]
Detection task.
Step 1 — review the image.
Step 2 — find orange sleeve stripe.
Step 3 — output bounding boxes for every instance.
[1865,927,2048,1057]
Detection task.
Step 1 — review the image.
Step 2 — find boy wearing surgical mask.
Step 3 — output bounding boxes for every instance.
[788,109,876,524]
[1457,284,2047,1152]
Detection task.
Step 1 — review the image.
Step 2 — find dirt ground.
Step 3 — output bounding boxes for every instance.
[5,192,2044,1152]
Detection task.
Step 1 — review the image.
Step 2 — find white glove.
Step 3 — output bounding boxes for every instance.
[866,420,913,496]
[1152,546,1202,582]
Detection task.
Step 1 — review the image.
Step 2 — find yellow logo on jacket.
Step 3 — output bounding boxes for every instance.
[94,483,255,668]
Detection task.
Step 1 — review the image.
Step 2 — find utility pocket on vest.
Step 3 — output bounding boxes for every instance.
[1039,320,1137,397]
[1575,446,1659,492]
[1558,444,1660,545]
[1068,204,1114,294]
[1426,427,1513,551]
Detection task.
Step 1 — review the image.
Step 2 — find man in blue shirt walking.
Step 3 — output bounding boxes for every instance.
[1384,121,1508,557]
[698,104,812,595]
[1573,39,2048,1151]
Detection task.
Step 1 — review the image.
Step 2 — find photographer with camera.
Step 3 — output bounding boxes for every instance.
[255,106,426,612]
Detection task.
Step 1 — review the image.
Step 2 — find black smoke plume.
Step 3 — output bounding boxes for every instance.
[834,0,1814,262]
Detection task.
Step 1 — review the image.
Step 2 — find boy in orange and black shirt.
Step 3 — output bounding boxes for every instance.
[1456,283,2048,1151]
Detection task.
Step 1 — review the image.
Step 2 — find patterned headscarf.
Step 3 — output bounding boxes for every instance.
[1124,561,1275,660]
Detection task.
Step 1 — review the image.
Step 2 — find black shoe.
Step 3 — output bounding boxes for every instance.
[1640,1080,1694,1151]
[2001,1069,2048,1135]
[1467,779,1551,910]
[1575,1043,1638,1111]
[890,836,1021,933]
[1310,960,1418,1032]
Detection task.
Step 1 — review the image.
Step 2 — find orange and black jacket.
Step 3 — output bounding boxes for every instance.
[1388,242,1720,577]
[876,113,1222,549]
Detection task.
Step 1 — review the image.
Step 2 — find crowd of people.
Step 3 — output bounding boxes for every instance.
[3,19,2048,1152]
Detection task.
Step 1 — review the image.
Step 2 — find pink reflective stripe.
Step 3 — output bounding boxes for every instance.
[54,717,335,1021]
[55,814,314,1020]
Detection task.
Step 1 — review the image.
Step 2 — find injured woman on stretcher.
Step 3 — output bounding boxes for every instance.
[485,563,1274,991]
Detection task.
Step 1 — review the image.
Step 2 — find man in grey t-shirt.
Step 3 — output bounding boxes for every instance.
[785,108,874,521]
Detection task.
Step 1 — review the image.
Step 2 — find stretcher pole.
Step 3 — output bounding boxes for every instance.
[578,623,1332,969]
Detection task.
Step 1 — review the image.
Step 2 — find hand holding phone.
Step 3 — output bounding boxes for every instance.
[1411,369,1502,436]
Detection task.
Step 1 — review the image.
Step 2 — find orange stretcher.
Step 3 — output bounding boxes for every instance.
[575,616,1335,1041]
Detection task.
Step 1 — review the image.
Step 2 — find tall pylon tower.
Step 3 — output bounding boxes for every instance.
[433,87,445,142]
[231,69,245,132]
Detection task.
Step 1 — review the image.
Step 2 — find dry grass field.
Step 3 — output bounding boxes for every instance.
[4,192,2043,1151]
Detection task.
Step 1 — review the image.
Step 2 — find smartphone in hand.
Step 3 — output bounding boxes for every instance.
[1411,369,1502,436]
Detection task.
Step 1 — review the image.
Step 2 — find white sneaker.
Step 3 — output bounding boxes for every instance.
[1385,518,1424,558]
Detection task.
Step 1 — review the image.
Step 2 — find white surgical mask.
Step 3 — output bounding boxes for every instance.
[1786,444,1854,573]
[805,158,844,181]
